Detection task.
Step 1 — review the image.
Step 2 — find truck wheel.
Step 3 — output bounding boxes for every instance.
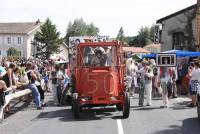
[116,105,123,111]
[0,106,4,123]
[72,93,80,119]
[197,95,200,119]
[123,92,130,118]
[197,105,200,120]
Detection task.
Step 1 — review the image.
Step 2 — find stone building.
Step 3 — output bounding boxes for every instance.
[157,4,197,52]
[0,21,41,59]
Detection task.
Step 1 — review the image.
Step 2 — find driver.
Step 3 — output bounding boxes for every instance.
[91,49,103,66]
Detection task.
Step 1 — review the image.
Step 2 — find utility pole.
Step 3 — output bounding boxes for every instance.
[195,0,200,51]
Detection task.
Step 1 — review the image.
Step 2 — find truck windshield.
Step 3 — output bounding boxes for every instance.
[82,46,116,67]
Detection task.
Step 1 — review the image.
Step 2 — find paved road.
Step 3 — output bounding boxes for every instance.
[0,93,199,134]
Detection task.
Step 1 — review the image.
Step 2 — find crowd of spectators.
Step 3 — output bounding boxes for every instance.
[0,57,69,114]
[125,57,199,108]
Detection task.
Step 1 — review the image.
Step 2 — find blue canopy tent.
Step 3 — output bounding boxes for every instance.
[142,53,156,59]
[142,50,200,58]
[162,50,200,58]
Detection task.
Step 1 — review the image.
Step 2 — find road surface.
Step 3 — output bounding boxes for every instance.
[0,93,199,134]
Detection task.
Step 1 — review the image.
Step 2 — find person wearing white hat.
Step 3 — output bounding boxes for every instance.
[137,60,154,106]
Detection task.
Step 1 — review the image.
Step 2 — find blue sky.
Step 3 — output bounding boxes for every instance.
[1,0,197,37]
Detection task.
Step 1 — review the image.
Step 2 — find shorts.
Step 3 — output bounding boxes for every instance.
[190,80,199,95]
[189,84,197,95]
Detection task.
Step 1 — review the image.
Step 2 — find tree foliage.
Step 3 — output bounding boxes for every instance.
[7,47,20,57]
[116,27,128,46]
[116,27,125,41]
[65,18,99,44]
[33,18,63,59]
[127,36,139,47]
[127,26,153,47]
[137,26,152,47]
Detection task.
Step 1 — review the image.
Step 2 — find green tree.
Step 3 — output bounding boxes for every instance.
[127,36,139,47]
[137,26,152,47]
[127,26,153,47]
[116,27,128,45]
[87,23,99,36]
[65,18,99,44]
[34,18,63,59]
[7,47,20,57]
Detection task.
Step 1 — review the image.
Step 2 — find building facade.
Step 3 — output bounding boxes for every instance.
[157,4,197,52]
[58,42,69,61]
[0,21,41,59]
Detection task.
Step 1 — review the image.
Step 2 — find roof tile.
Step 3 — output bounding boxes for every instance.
[0,22,41,34]
[123,47,150,53]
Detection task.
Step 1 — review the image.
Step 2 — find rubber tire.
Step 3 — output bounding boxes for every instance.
[123,92,130,118]
[197,95,200,120]
[0,106,4,123]
[72,93,80,119]
[197,105,200,120]
[116,105,123,111]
